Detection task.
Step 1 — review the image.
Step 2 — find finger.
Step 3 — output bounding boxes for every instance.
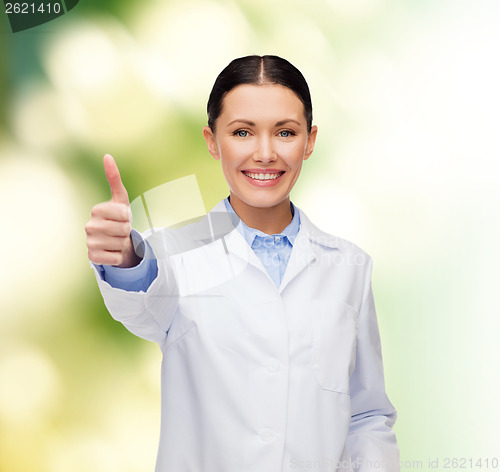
[88,249,124,266]
[86,219,130,238]
[103,154,129,205]
[87,234,131,252]
[90,201,130,223]
[102,221,131,238]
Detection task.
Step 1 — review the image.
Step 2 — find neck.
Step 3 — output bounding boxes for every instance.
[228,194,293,235]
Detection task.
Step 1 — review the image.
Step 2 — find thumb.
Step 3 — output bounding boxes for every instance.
[103,154,129,205]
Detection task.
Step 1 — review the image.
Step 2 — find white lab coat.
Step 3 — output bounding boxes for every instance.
[93,199,399,472]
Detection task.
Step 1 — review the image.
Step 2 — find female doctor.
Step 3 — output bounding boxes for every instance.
[85,55,400,472]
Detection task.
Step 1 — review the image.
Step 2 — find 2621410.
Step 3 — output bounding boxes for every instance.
[5,3,62,14]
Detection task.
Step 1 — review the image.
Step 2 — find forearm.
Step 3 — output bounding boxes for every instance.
[92,230,178,345]
[346,256,400,471]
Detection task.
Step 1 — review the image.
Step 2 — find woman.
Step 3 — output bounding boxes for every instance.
[85,55,400,472]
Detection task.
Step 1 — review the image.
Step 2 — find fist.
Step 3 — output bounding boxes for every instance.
[85,154,141,268]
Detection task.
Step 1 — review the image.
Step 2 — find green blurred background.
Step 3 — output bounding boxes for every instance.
[1,0,499,470]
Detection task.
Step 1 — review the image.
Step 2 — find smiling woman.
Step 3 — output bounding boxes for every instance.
[203,83,317,233]
[201,55,317,234]
[85,55,400,472]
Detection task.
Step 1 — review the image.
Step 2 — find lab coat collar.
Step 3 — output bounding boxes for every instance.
[146,200,341,293]
[294,206,340,249]
[278,206,340,291]
[201,200,340,250]
[196,201,341,292]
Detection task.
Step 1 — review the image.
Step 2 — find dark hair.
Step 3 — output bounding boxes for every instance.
[207,55,313,133]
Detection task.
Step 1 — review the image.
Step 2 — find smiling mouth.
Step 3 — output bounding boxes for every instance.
[242,171,285,181]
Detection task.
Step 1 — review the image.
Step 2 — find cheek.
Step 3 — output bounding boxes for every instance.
[280,143,307,167]
[220,141,249,163]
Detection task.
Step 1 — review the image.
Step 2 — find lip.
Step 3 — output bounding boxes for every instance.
[243,168,284,174]
[241,169,285,187]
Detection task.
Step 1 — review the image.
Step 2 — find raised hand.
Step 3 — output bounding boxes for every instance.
[85,154,141,268]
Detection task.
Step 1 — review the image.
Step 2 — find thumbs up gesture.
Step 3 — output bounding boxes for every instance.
[85,155,141,268]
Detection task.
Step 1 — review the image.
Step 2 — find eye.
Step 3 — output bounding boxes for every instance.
[278,130,295,138]
[233,129,249,138]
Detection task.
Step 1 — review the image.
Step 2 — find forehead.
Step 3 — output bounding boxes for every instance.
[220,84,305,122]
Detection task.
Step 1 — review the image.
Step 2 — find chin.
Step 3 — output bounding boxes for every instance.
[241,194,288,209]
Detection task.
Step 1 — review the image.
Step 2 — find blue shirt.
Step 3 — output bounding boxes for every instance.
[99,198,300,290]
[223,197,299,287]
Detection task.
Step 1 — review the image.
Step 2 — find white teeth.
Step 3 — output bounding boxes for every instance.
[244,172,283,181]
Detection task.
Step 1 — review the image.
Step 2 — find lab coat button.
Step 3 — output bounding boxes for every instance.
[259,428,276,442]
[267,359,280,373]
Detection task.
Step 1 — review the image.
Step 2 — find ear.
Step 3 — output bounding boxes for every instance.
[303,125,318,161]
[203,126,220,160]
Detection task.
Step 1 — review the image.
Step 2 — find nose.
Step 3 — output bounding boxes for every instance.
[252,136,277,163]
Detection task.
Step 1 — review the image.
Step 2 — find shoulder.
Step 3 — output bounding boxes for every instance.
[139,199,238,256]
[296,206,373,266]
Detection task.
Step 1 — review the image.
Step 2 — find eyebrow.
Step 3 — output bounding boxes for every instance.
[226,119,302,127]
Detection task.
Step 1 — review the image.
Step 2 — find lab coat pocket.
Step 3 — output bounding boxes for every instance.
[311,299,358,394]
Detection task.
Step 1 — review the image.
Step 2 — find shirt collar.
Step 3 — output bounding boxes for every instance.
[223,197,300,247]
